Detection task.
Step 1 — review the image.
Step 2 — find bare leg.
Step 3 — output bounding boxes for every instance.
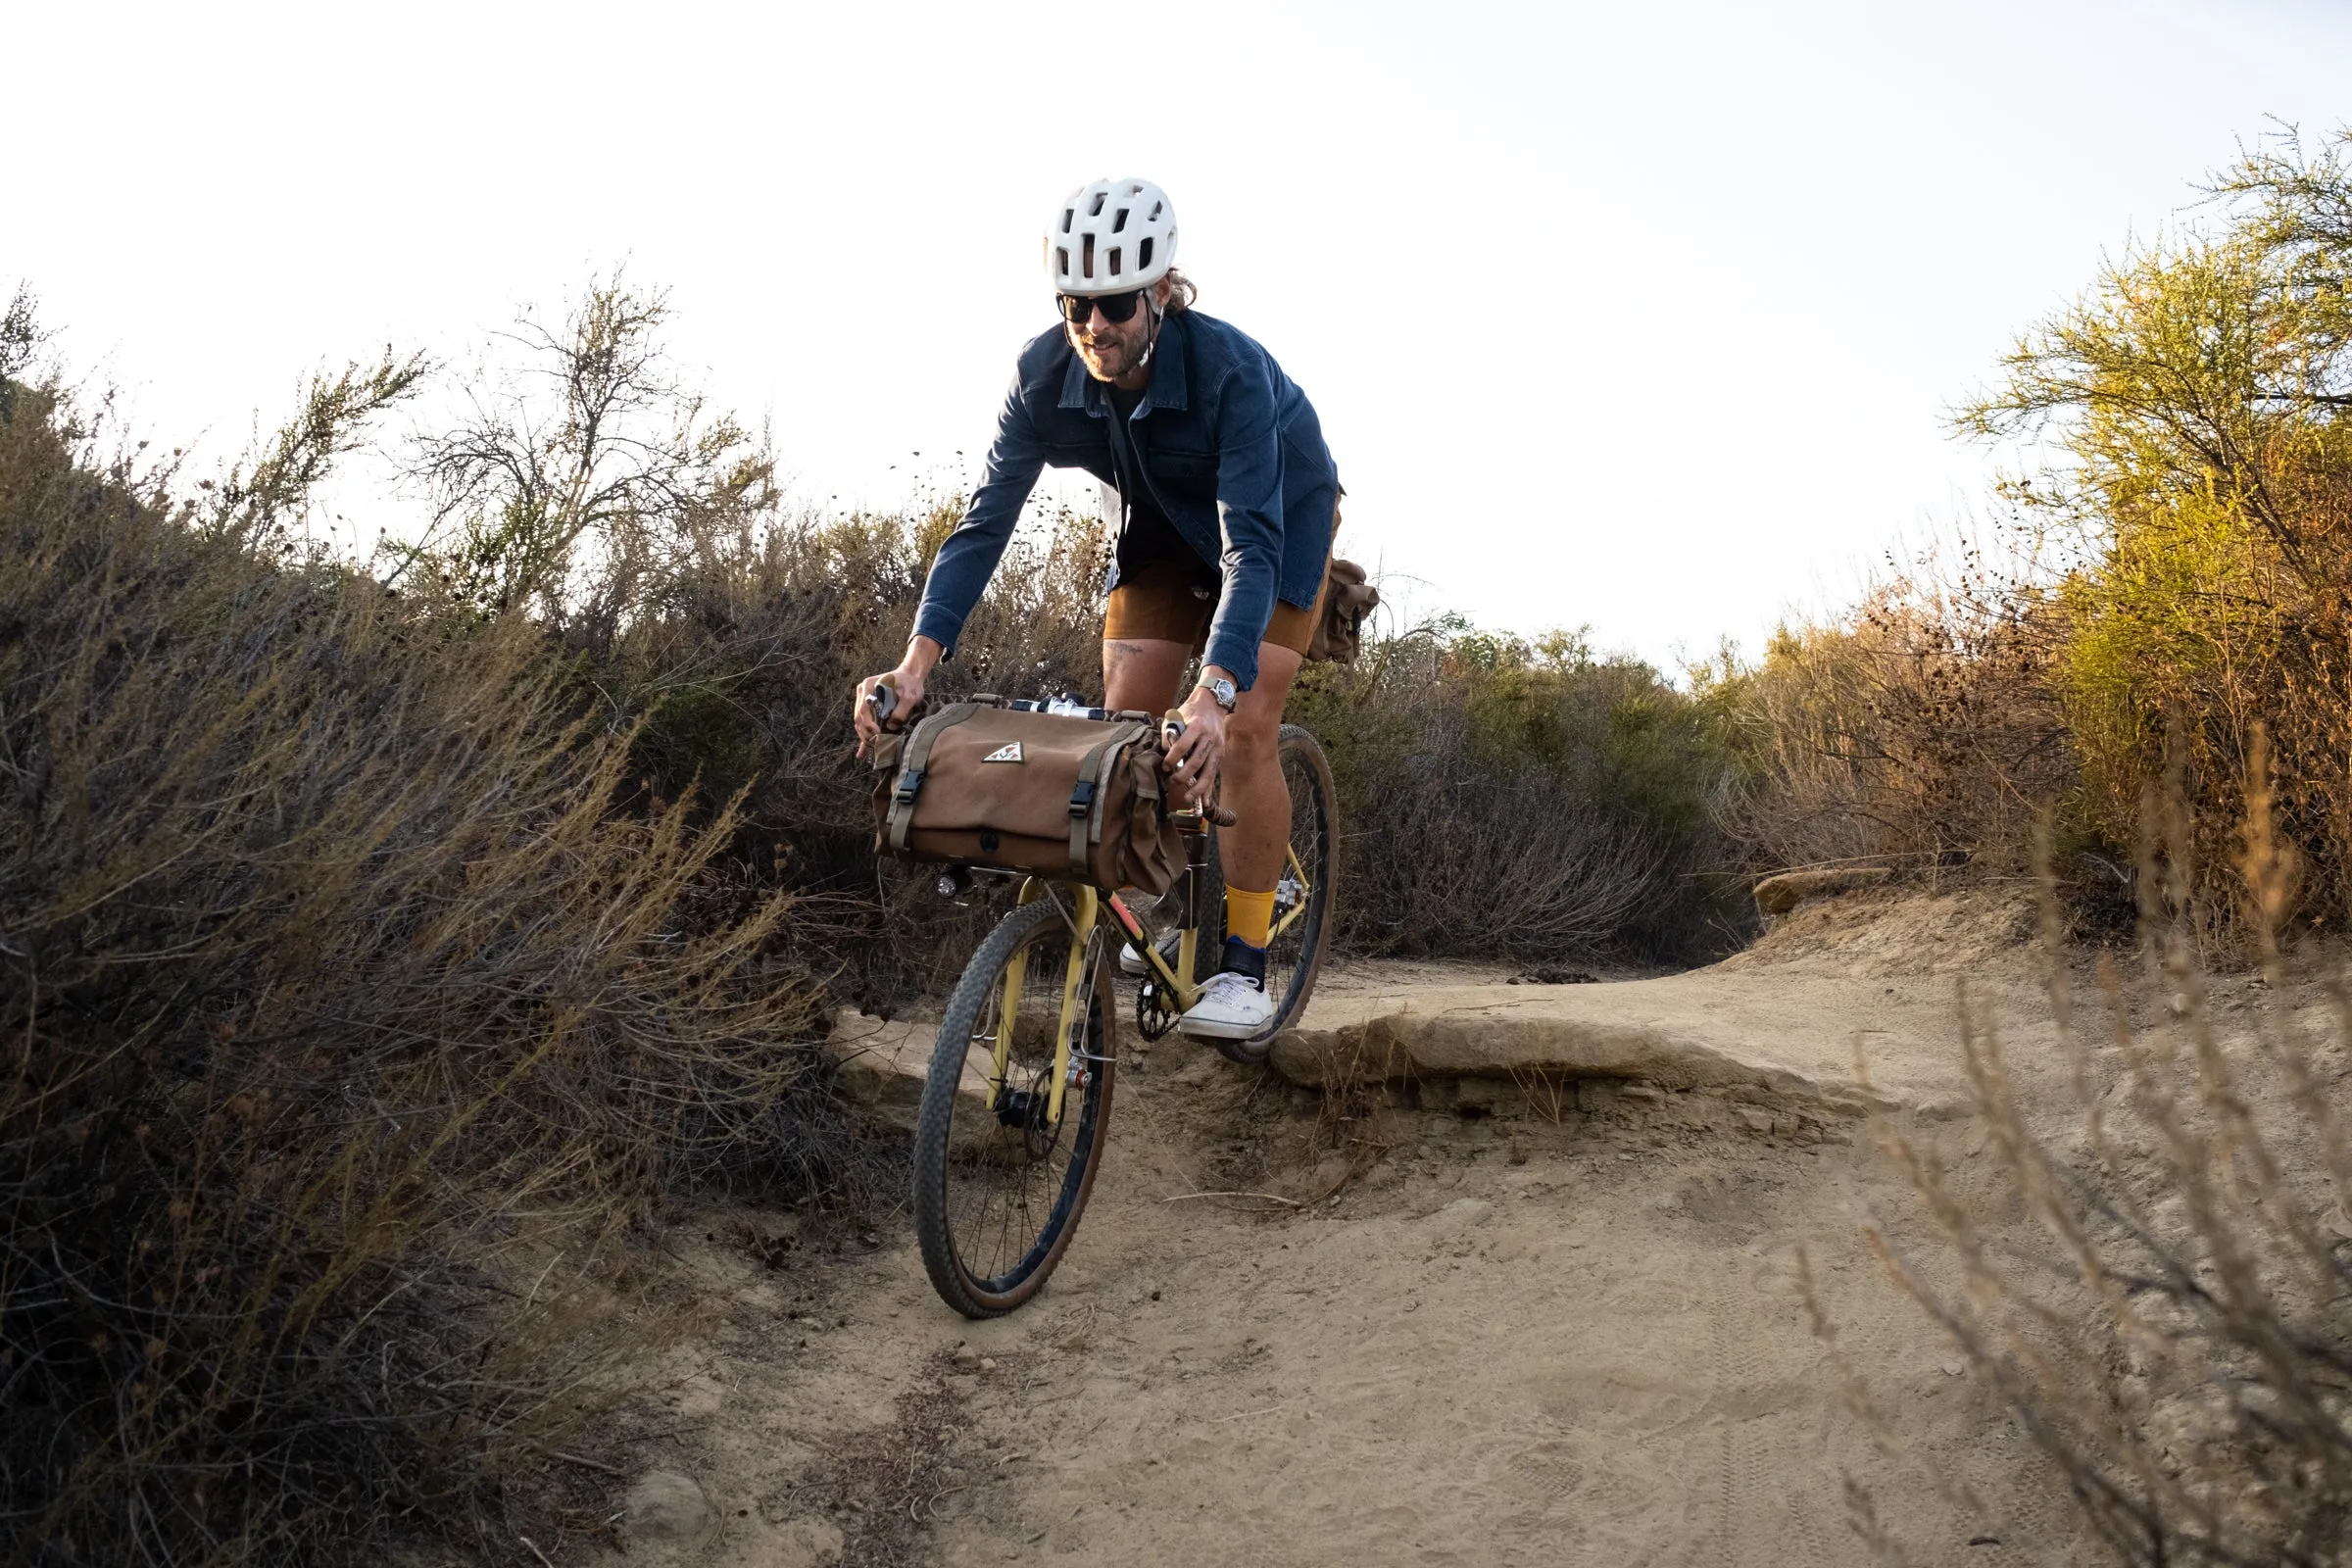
[1102,638,1193,715]
[1103,633,1297,901]
[1215,643,1301,895]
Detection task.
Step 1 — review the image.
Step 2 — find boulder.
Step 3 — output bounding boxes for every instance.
[823,1009,995,1147]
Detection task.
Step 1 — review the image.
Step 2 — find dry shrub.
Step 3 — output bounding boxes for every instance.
[1292,624,1743,960]
[1858,742,2352,1564]
[595,496,1115,1004]
[1702,563,2075,884]
[608,505,1748,969]
[0,368,833,1562]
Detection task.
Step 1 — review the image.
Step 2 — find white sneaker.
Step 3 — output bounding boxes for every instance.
[1178,970,1276,1040]
[1118,929,1184,977]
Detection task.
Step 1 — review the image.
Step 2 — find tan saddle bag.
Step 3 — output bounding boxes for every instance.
[1307,559,1381,665]
[870,700,1186,896]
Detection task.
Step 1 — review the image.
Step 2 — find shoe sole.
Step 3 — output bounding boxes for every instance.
[1176,1012,1274,1042]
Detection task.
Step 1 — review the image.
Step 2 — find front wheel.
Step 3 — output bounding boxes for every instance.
[911,899,1114,1318]
[1199,724,1340,1065]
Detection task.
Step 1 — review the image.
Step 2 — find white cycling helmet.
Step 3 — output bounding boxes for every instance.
[1047,177,1177,295]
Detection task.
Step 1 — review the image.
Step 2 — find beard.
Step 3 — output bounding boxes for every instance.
[1068,323,1144,382]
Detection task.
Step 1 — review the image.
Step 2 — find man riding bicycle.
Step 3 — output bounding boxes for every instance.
[853,176,1340,1042]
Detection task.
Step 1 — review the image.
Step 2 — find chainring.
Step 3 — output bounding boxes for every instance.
[1135,976,1181,1041]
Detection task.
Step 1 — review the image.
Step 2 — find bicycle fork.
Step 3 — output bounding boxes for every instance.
[1004,882,1102,1128]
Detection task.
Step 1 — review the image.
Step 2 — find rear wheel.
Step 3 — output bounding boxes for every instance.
[911,899,1114,1318]
[1200,724,1339,1064]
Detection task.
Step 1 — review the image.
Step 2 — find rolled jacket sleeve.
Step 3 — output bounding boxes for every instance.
[911,372,1046,657]
[1200,365,1287,690]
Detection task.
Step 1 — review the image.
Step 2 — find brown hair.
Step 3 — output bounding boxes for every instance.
[1158,269,1198,316]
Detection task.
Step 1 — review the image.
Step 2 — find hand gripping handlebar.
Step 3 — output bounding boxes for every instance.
[864,677,903,731]
[1161,711,1240,828]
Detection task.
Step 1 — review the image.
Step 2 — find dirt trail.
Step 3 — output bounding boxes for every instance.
[606,890,2092,1566]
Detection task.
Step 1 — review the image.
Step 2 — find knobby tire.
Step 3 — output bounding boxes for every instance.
[912,899,1114,1318]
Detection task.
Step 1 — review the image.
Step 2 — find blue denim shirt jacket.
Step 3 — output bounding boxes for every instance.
[911,309,1339,691]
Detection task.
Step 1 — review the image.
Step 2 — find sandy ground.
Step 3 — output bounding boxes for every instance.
[599,887,2099,1567]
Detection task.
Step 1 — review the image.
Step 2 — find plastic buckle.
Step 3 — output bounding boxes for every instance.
[1067,779,1096,818]
[894,768,923,805]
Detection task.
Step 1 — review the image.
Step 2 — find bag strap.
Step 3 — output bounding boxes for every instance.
[1066,721,1149,878]
[888,703,981,853]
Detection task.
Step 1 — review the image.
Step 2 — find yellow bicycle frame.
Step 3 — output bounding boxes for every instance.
[992,841,1317,1129]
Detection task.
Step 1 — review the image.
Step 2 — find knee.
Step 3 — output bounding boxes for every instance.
[1224,708,1280,767]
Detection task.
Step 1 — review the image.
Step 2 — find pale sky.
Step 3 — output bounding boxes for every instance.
[13,0,2352,670]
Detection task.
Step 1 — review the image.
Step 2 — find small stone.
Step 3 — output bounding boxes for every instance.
[622,1469,714,1546]
[954,1345,978,1364]
[1941,1358,1967,1378]
[775,1516,846,1566]
[979,1356,998,1372]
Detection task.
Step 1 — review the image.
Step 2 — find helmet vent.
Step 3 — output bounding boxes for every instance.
[1056,246,1070,278]
[1107,246,1123,276]
[1089,191,1106,217]
[1060,210,1073,234]
[1081,233,1096,278]
[1138,237,1153,270]
[1111,207,1129,233]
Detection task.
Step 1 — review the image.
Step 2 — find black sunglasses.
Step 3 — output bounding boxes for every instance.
[1058,289,1146,326]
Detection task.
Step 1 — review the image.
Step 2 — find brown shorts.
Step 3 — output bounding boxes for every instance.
[1102,559,1328,656]
[1102,502,1339,659]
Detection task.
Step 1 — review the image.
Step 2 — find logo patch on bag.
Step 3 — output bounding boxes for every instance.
[982,742,1024,763]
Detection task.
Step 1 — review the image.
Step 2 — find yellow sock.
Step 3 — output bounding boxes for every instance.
[1225,885,1277,949]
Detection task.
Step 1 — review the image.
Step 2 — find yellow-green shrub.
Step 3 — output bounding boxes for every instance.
[1960,130,2352,934]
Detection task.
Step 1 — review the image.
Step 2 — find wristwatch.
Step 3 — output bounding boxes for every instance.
[1196,675,1239,712]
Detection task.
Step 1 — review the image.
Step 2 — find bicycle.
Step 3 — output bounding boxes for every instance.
[872,691,1338,1318]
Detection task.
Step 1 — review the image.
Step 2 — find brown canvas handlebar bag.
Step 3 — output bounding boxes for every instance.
[870,702,1186,896]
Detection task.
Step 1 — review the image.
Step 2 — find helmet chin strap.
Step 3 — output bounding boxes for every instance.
[1135,289,1165,373]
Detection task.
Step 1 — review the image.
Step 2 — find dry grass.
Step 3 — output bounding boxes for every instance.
[1829,742,2352,1564]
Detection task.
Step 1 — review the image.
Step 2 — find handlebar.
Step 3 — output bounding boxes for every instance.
[865,677,902,731]
[1161,712,1239,828]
